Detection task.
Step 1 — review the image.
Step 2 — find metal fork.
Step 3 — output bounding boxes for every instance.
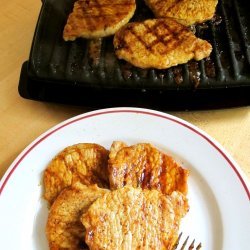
[173,232,202,250]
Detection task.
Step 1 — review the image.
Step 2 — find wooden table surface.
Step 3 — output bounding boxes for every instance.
[0,0,249,184]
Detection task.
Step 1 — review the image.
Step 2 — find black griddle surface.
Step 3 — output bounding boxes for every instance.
[19,0,250,110]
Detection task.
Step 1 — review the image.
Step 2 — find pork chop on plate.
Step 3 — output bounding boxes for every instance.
[43,143,109,205]
[46,182,109,249]
[81,186,189,249]
[108,141,189,195]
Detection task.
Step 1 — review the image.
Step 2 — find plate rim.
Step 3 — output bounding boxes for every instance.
[0,107,249,200]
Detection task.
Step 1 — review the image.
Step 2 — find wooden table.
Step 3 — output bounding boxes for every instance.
[0,0,249,183]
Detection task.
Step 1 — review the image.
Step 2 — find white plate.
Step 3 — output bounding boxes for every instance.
[0,107,249,250]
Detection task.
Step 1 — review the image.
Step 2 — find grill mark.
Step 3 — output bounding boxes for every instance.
[126,20,189,55]
[92,0,105,25]
[143,21,176,54]
[159,155,167,193]
[115,25,144,54]
[123,164,129,187]
[141,157,152,189]
[115,27,132,53]
[77,0,134,30]
[144,21,169,40]
[162,23,189,46]
[76,2,96,32]
[127,22,165,54]
[130,28,151,51]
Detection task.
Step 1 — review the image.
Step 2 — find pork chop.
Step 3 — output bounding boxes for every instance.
[63,0,136,41]
[46,182,109,250]
[113,18,212,69]
[43,143,109,205]
[144,0,218,26]
[108,142,189,195]
[81,186,189,249]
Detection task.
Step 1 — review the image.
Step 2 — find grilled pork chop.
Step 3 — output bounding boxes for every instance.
[46,183,109,250]
[114,18,212,69]
[144,0,218,26]
[81,186,189,249]
[43,143,109,205]
[108,142,189,195]
[63,0,136,41]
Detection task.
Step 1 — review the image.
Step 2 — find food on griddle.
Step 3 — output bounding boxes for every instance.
[43,143,109,205]
[88,38,103,67]
[113,18,212,69]
[63,0,136,40]
[46,182,109,250]
[108,141,189,195]
[144,0,218,26]
[81,186,189,250]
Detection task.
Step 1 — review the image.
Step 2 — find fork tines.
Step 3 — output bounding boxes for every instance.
[173,232,202,250]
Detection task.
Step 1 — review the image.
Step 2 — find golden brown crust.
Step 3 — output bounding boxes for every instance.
[81,186,189,249]
[43,143,109,205]
[109,141,128,161]
[144,0,218,26]
[108,142,189,195]
[113,18,212,69]
[46,182,109,250]
[63,0,136,40]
